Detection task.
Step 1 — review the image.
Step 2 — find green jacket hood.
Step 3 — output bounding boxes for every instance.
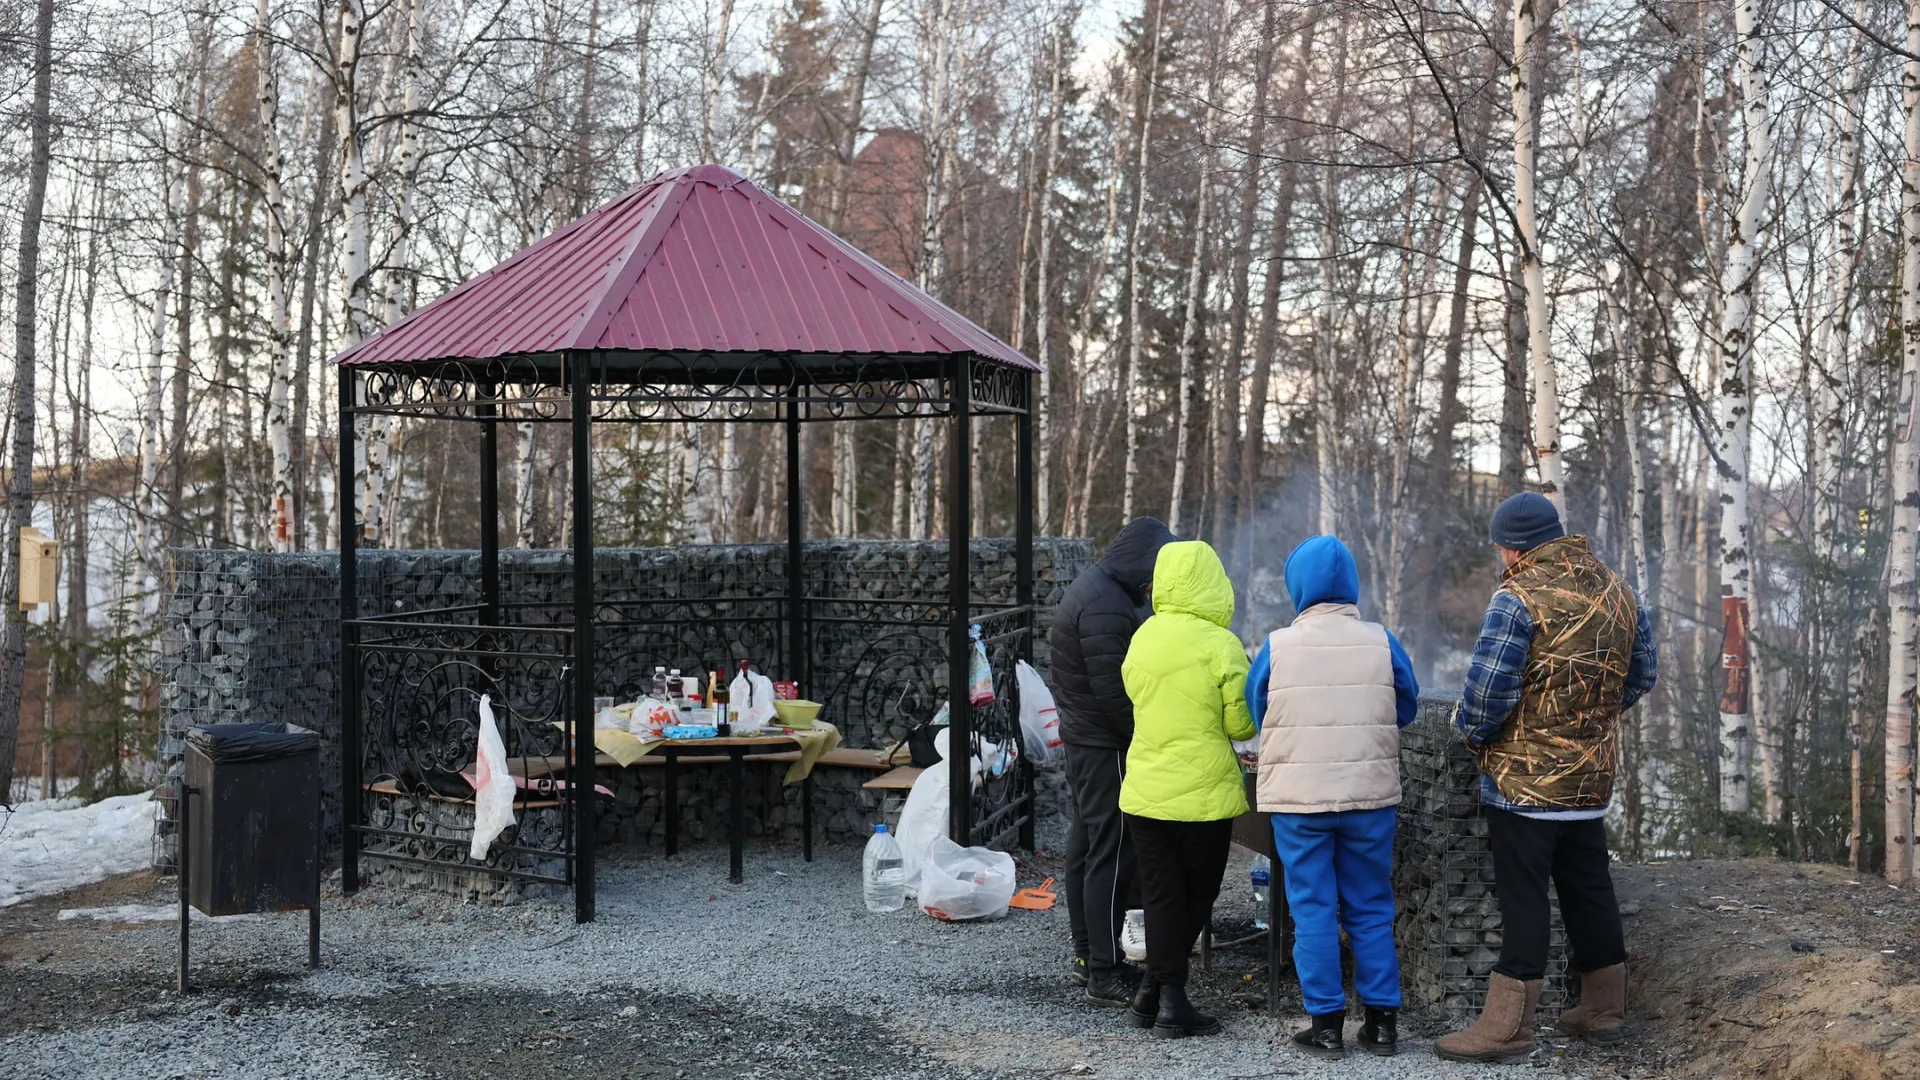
[1151,541,1235,629]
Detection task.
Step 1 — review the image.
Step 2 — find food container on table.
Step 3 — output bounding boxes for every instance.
[771,699,824,729]
[663,724,719,740]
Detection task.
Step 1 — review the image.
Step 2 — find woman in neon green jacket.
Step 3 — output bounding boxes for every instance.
[1117,539,1256,1038]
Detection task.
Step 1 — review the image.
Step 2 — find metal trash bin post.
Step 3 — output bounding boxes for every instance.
[177,723,323,993]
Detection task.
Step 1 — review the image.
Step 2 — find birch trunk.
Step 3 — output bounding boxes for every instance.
[137,169,180,595]
[634,0,655,176]
[257,0,295,553]
[1512,0,1563,507]
[1168,2,1226,536]
[0,0,53,800]
[1886,0,1920,883]
[1816,4,1865,554]
[1716,0,1771,817]
[336,0,381,543]
[703,0,736,161]
[68,161,103,640]
[1122,0,1166,523]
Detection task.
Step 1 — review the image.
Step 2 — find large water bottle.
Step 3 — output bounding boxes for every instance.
[1251,855,1272,930]
[862,824,906,912]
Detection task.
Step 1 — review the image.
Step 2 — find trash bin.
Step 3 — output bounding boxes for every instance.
[177,723,322,991]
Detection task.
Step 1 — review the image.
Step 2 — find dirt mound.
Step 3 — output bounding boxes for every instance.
[1616,858,1920,1080]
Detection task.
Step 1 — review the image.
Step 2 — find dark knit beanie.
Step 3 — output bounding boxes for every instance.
[1489,492,1565,552]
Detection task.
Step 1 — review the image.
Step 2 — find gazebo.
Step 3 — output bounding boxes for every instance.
[333,164,1039,922]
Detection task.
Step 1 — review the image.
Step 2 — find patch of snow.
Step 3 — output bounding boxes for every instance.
[0,790,158,907]
[57,903,259,924]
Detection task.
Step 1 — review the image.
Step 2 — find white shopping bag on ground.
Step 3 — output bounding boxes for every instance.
[1015,661,1063,768]
[917,836,1016,922]
[469,694,517,860]
[895,728,953,893]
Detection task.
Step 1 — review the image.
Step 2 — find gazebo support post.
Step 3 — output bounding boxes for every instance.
[1015,371,1036,851]
[786,392,806,692]
[948,359,973,845]
[570,355,597,923]
[479,381,499,631]
[338,368,360,894]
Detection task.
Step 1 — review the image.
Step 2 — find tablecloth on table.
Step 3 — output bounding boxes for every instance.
[557,723,842,783]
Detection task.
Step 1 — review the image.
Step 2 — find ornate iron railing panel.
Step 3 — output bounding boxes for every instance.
[352,618,576,885]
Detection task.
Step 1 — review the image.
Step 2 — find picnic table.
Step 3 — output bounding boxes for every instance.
[544,724,854,884]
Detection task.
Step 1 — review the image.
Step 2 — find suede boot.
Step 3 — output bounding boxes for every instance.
[1290,1011,1344,1059]
[1356,1006,1397,1057]
[1127,973,1160,1029]
[1150,984,1222,1039]
[1554,963,1626,1045]
[1434,973,1540,1064]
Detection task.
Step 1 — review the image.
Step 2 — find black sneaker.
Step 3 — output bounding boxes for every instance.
[1291,1011,1345,1059]
[1356,1006,1397,1057]
[1085,966,1141,1007]
[1070,955,1089,986]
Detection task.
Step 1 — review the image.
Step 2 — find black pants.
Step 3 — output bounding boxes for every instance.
[1487,808,1628,981]
[1127,814,1232,988]
[1064,745,1135,974]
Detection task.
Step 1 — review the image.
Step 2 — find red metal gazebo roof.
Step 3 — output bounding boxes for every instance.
[331,164,1037,372]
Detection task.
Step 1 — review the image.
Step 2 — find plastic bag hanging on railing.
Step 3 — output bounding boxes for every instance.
[968,623,995,706]
[469,694,517,860]
[1014,661,1063,768]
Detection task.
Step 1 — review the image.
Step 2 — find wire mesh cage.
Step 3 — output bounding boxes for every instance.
[1397,698,1569,1021]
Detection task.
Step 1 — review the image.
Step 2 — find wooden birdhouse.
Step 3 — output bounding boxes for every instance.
[18,527,56,610]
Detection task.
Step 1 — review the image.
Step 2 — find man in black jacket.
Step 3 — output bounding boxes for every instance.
[1050,516,1176,1006]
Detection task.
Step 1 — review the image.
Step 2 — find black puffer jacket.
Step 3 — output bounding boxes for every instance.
[1048,517,1177,750]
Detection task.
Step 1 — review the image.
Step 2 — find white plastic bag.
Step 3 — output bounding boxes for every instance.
[729,668,776,732]
[917,836,1016,922]
[469,694,517,860]
[895,728,953,893]
[1015,661,1063,768]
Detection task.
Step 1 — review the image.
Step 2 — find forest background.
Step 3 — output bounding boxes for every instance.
[1,0,1918,884]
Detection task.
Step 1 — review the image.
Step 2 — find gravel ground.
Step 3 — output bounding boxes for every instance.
[0,838,1618,1080]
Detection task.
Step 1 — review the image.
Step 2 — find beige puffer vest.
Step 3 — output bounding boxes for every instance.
[1254,603,1401,814]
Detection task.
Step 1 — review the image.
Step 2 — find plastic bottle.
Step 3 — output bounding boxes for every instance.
[1251,855,1272,930]
[668,668,685,708]
[862,824,906,912]
[651,667,669,700]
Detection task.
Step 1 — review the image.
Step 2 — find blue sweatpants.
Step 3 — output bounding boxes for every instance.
[1270,807,1402,1016]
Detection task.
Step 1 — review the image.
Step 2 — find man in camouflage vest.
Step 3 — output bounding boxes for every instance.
[1435,492,1657,1065]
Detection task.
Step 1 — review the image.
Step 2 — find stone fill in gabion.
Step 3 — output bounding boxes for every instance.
[157,539,1090,871]
[1396,694,1569,1021]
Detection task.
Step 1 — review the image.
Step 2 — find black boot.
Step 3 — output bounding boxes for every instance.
[1084,966,1140,1007]
[1127,974,1160,1029]
[1151,984,1222,1039]
[1291,1011,1345,1059]
[1356,1006,1397,1057]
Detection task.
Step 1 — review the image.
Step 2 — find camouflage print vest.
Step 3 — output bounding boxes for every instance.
[1478,535,1638,809]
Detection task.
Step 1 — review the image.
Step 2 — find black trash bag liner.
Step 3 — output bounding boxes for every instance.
[185,723,319,763]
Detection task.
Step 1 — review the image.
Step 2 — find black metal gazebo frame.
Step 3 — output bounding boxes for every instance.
[337,350,1037,922]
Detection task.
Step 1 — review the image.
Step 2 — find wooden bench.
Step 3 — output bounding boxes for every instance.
[861,765,924,826]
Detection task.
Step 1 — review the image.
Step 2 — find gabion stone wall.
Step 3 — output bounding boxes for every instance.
[157,539,1090,868]
[1397,693,1569,1020]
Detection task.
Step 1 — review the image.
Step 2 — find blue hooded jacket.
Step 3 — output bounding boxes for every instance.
[1244,535,1419,729]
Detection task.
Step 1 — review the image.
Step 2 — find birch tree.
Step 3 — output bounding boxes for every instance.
[1717,0,1772,817]
[1121,0,1164,523]
[1885,0,1920,884]
[258,0,296,553]
[1511,0,1563,508]
[1167,0,1227,536]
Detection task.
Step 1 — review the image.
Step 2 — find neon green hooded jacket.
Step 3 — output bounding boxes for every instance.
[1118,540,1257,821]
